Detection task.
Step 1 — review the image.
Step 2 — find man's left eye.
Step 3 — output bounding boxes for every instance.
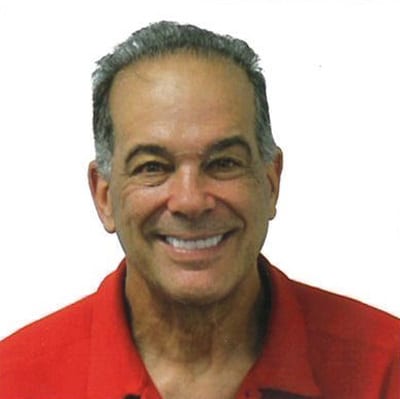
[205,157,247,179]
[208,158,241,170]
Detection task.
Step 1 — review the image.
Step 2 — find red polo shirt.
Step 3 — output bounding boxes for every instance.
[1,257,399,398]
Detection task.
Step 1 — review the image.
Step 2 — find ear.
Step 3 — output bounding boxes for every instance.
[265,147,283,220]
[88,161,116,233]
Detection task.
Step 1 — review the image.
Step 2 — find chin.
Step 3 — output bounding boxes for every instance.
[161,280,235,307]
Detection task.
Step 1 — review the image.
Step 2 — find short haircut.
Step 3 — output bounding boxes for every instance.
[92,21,277,177]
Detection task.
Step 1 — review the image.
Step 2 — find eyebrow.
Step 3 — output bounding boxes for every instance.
[205,136,252,158]
[124,135,253,166]
[124,144,172,166]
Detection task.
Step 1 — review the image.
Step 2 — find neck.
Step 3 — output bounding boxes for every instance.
[124,265,268,370]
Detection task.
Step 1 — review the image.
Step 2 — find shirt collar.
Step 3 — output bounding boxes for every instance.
[245,255,321,397]
[87,257,321,398]
[87,259,149,399]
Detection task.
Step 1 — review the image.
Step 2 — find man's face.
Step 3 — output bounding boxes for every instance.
[91,53,281,305]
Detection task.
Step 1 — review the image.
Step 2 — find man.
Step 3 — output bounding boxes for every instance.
[0,21,398,399]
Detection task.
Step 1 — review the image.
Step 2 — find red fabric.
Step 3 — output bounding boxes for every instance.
[1,257,399,399]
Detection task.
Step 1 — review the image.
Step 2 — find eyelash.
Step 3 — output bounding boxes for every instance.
[132,161,173,175]
[206,157,242,170]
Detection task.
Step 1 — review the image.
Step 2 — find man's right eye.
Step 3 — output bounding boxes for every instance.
[131,161,173,176]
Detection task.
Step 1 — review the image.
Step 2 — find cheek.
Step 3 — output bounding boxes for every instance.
[115,184,169,228]
[215,175,270,212]
[237,176,271,232]
[112,171,271,228]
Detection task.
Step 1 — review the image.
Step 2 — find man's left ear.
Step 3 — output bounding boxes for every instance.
[265,147,283,220]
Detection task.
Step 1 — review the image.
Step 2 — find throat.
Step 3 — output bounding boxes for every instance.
[134,302,240,364]
[123,258,271,399]
[126,281,268,368]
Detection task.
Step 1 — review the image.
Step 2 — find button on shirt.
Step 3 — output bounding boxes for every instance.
[0,256,399,398]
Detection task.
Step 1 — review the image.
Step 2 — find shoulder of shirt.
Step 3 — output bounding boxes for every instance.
[0,292,96,374]
[288,276,399,352]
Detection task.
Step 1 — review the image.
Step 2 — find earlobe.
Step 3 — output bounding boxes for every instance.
[88,161,116,233]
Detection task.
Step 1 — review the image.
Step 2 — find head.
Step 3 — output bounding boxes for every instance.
[92,21,278,178]
[89,22,282,305]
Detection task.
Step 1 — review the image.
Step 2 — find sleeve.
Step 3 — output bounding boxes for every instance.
[381,350,400,399]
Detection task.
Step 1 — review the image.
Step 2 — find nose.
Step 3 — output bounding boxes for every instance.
[166,164,216,218]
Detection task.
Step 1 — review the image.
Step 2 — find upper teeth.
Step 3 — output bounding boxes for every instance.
[165,235,223,250]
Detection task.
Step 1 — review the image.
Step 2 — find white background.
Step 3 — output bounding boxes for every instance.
[0,0,399,339]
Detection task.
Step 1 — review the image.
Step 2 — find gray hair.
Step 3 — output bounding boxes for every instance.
[92,21,277,177]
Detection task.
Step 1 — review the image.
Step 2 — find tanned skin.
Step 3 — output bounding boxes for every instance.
[89,52,282,399]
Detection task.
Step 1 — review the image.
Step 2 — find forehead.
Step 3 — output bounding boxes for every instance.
[109,52,256,154]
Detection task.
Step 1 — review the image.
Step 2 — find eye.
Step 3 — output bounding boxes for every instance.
[131,161,173,176]
[207,157,242,171]
[128,160,174,186]
[205,156,247,179]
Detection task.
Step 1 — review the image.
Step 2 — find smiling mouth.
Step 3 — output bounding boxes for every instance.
[158,231,235,251]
